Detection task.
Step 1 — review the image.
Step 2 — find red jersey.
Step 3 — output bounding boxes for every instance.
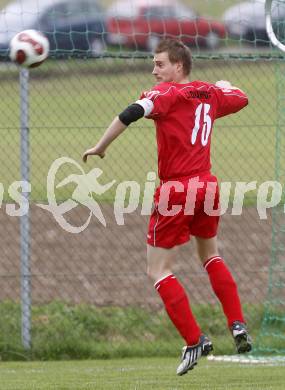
[140,81,248,180]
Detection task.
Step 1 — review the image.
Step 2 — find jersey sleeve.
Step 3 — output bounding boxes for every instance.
[212,84,248,119]
[139,84,177,119]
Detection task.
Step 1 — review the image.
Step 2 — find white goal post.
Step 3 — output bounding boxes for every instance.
[265,0,285,52]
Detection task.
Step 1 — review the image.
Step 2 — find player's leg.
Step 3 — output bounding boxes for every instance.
[195,234,219,261]
[147,179,213,374]
[195,236,244,326]
[147,244,201,346]
[195,236,252,353]
[190,173,252,352]
[147,182,202,347]
[147,244,213,374]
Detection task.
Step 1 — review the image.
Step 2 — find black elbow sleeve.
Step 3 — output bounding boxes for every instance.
[119,103,145,126]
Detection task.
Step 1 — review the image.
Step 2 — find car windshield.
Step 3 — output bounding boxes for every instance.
[107,0,137,18]
[173,4,196,19]
[142,4,195,19]
[107,0,196,19]
[65,0,103,19]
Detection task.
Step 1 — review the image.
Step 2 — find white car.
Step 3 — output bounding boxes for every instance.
[223,0,285,43]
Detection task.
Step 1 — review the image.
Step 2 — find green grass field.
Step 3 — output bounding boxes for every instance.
[0,358,284,390]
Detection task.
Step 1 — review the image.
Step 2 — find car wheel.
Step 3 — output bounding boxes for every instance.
[147,35,160,52]
[205,31,220,50]
[243,29,256,43]
[90,38,105,57]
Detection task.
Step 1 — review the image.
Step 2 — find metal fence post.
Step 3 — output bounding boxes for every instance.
[19,68,31,350]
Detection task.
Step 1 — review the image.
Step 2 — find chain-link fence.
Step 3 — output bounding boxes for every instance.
[0,53,284,358]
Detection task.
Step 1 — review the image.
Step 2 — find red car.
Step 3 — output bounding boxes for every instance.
[107,0,226,51]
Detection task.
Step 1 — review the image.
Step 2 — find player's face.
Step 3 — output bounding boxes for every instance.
[152,52,182,83]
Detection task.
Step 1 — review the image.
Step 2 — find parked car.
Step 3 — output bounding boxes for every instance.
[223,0,285,43]
[0,0,107,57]
[106,0,226,51]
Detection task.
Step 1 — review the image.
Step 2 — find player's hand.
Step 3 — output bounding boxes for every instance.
[215,80,239,90]
[82,146,105,163]
[215,80,232,89]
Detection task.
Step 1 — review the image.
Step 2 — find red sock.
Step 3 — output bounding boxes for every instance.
[204,256,244,327]
[155,274,201,345]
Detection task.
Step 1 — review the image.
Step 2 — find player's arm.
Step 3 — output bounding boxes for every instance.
[214,80,248,118]
[82,98,153,162]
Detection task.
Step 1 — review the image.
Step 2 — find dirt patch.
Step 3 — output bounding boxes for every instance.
[0,204,272,307]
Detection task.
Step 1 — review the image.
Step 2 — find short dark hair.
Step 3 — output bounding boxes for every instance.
[154,39,192,76]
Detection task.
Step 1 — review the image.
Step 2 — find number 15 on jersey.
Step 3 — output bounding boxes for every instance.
[191,103,212,146]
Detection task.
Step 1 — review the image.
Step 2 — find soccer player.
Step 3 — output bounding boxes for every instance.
[82,39,252,375]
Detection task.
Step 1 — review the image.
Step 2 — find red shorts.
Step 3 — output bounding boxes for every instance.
[147,172,220,248]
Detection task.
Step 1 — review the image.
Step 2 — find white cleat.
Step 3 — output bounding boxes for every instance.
[176,334,213,376]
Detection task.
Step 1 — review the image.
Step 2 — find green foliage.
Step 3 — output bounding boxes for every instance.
[0,300,275,361]
[0,301,24,359]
